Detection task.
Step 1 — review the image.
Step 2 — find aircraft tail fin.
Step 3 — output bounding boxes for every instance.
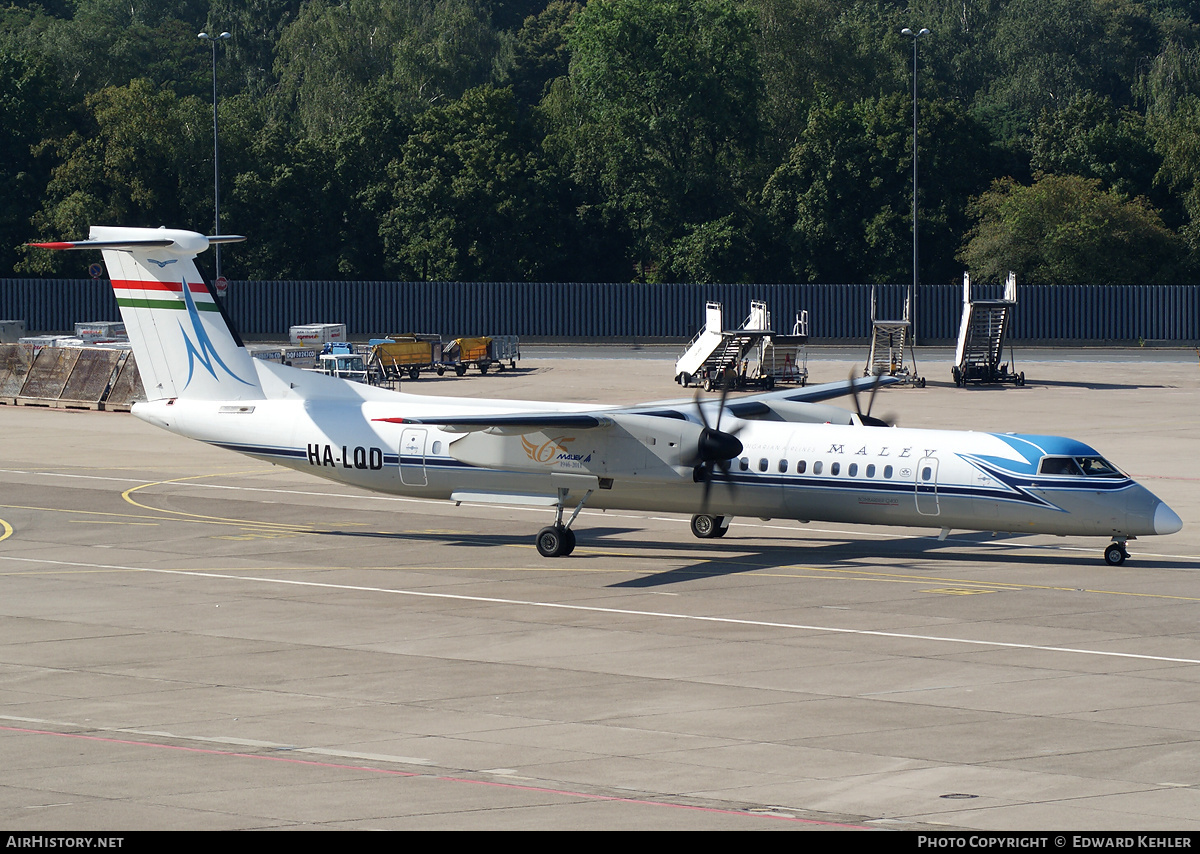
[31,227,263,402]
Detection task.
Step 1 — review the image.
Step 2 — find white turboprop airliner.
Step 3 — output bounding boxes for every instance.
[33,227,1182,565]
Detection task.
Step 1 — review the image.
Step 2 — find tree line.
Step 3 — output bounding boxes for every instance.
[6,0,1200,286]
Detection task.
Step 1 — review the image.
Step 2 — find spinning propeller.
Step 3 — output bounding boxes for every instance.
[685,384,744,510]
[850,369,897,427]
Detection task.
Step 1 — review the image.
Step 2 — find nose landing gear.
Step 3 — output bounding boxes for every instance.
[690,514,730,539]
[1104,539,1130,566]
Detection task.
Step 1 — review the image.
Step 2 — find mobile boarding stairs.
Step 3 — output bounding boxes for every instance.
[865,286,925,387]
[951,272,1023,387]
[675,301,808,391]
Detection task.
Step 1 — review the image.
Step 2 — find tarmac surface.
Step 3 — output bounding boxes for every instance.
[1,347,1198,830]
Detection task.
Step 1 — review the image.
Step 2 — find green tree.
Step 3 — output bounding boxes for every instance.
[380,85,563,281]
[22,79,210,273]
[221,88,413,280]
[763,93,992,284]
[1031,93,1160,201]
[206,0,306,98]
[508,0,580,107]
[0,51,59,275]
[545,0,762,282]
[273,0,504,136]
[959,173,1186,284]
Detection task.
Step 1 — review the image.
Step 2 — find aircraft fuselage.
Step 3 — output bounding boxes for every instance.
[134,391,1178,543]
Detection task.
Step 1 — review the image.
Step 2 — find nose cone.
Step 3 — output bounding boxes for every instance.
[1155,502,1183,536]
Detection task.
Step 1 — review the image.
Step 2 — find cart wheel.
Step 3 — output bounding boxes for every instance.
[703,376,713,392]
[408,366,419,380]
[479,363,489,375]
[454,364,466,377]
[918,377,926,388]
[497,362,506,372]
[952,367,961,387]
[1017,372,1025,386]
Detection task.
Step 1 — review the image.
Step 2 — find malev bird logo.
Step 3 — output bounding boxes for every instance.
[178,278,254,388]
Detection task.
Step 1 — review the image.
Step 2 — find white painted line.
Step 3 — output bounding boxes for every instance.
[2,554,1198,666]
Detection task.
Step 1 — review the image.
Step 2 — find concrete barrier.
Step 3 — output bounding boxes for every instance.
[0,343,35,403]
[105,353,145,411]
[6,346,141,410]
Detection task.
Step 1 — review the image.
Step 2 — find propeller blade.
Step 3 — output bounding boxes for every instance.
[690,385,744,513]
[850,368,895,427]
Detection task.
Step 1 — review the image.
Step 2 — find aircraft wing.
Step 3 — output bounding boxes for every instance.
[374,413,613,432]
[374,375,898,432]
[613,374,901,422]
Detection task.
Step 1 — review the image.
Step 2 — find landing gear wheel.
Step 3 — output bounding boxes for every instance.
[536,525,573,557]
[690,514,723,539]
[1104,543,1128,566]
[712,520,729,538]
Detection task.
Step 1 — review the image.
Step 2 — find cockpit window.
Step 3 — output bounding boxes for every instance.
[1038,456,1124,477]
[1077,456,1122,477]
[1039,457,1082,476]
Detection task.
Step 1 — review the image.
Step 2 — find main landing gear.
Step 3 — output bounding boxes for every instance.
[535,484,595,557]
[690,514,730,539]
[536,524,576,557]
[1104,539,1131,566]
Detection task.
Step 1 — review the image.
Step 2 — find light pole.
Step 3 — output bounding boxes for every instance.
[901,26,929,345]
[198,30,231,282]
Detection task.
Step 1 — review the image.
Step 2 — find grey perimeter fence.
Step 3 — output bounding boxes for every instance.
[3,279,1199,342]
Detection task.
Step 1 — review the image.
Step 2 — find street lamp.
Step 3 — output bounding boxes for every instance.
[901,26,929,344]
[198,30,231,282]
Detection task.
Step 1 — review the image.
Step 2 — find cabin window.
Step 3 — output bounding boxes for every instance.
[921,466,933,481]
[813,461,823,475]
[883,465,893,479]
[758,458,769,472]
[1039,456,1082,476]
[431,441,443,455]
[778,460,788,473]
[796,460,806,474]
[739,457,749,471]
[830,462,840,476]
[848,463,858,477]
[866,464,876,478]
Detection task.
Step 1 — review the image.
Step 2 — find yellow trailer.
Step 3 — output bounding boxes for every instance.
[368,335,441,381]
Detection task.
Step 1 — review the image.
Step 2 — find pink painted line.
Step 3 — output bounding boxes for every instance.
[0,725,867,827]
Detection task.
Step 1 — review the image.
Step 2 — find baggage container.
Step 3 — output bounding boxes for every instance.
[289,323,347,347]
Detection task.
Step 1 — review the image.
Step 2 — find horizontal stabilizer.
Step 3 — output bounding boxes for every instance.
[29,233,246,254]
